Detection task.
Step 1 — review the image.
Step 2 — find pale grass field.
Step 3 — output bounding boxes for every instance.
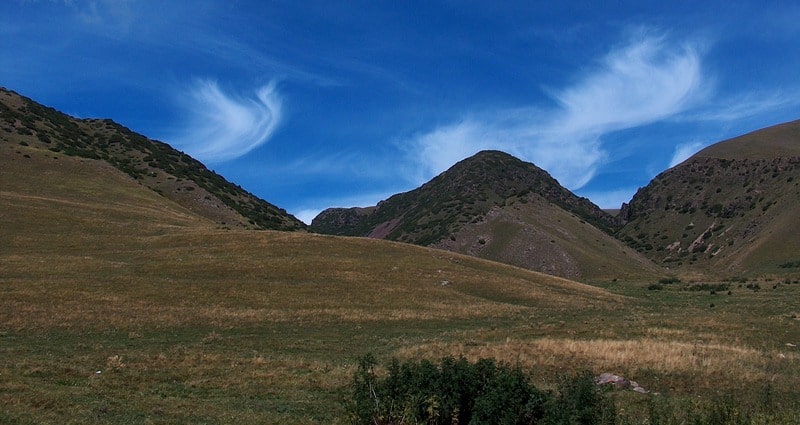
[399,336,798,387]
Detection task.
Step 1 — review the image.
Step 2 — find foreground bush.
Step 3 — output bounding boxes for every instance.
[345,354,615,425]
[344,356,800,424]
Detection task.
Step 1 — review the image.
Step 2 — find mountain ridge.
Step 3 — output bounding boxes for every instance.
[313,150,618,240]
[6,86,800,279]
[0,87,305,231]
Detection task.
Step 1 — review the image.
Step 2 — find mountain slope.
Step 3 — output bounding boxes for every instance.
[313,150,659,280]
[617,119,800,275]
[1,121,623,320]
[0,87,305,231]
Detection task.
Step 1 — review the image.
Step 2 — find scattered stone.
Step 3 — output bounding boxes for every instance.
[596,372,648,393]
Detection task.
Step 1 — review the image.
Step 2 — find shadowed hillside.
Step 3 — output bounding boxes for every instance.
[0,87,305,231]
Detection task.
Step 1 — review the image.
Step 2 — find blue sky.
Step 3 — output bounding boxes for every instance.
[3,1,800,223]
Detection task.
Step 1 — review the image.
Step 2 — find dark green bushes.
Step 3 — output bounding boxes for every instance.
[687,283,730,292]
[658,277,682,285]
[346,355,614,425]
[345,355,799,424]
[778,260,800,269]
[548,371,616,425]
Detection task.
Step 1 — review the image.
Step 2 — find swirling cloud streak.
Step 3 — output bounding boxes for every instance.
[174,80,282,163]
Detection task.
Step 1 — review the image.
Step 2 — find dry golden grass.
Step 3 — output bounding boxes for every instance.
[0,225,621,332]
[1,147,621,333]
[398,336,798,386]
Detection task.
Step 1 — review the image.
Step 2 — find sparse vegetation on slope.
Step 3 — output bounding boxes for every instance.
[312,150,618,244]
[618,120,800,276]
[311,150,656,280]
[0,87,305,231]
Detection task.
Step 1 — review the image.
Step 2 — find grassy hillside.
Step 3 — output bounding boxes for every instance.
[692,118,800,160]
[0,87,304,231]
[1,146,639,423]
[3,90,800,423]
[618,119,800,276]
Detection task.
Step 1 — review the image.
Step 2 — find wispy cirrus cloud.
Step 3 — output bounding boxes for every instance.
[406,32,704,190]
[172,80,282,163]
[680,89,800,123]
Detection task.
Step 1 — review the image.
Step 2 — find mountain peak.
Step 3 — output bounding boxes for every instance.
[310,150,647,279]
[314,150,616,242]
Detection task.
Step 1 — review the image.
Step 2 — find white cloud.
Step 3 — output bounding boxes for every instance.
[408,120,497,183]
[553,36,701,132]
[681,89,800,123]
[172,80,282,163]
[406,32,705,190]
[669,141,706,168]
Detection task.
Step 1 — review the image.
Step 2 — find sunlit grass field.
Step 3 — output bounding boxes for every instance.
[2,146,800,423]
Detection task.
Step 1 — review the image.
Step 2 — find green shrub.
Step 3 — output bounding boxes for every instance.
[345,356,615,425]
[746,283,761,292]
[658,277,681,285]
[687,283,730,292]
